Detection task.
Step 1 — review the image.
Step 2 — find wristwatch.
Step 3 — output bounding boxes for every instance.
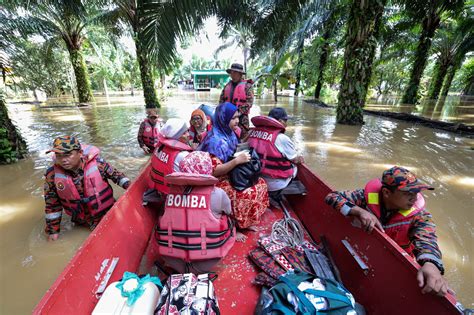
[420,259,445,275]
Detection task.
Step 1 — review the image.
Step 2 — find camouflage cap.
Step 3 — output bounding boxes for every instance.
[382,166,434,193]
[45,136,81,154]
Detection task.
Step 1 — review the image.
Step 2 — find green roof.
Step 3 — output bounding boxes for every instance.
[191,70,228,75]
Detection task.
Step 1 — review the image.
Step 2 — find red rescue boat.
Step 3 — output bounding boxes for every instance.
[33,164,462,314]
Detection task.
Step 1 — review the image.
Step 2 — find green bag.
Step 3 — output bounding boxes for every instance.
[262,270,356,315]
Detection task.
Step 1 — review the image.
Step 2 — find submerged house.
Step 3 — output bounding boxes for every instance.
[191,70,229,91]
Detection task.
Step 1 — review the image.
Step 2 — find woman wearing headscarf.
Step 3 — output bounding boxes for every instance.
[188,109,212,149]
[198,102,269,241]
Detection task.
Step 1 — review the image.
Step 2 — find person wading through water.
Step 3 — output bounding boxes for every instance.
[219,63,254,140]
[44,136,130,241]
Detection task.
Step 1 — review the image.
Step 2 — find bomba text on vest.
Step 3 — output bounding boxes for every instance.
[249,130,273,141]
[156,150,169,163]
[167,194,207,208]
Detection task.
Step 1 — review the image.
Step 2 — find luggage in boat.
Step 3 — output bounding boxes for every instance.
[155,273,220,315]
[259,270,357,315]
[92,273,162,315]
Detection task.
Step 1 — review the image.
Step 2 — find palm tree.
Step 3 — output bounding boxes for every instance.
[214,24,252,72]
[1,1,105,103]
[400,0,465,105]
[428,16,474,100]
[336,0,386,125]
[0,94,27,164]
[101,0,161,108]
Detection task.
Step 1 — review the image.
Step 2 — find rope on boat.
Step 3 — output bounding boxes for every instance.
[270,216,305,248]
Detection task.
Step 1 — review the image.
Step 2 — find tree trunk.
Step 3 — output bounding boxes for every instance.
[67,47,94,103]
[0,96,27,164]
[273,79,278,102]
[401,12,440,105]
[135,35,159,108]
[462,72,474,96]
[336,0,386,125]
[294,49,304,96]
[427,59,450,100]
[314,12,336,100]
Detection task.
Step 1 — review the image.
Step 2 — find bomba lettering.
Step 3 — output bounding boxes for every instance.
[155,150,169,163]
[167,194,207,208]
[249,130,273,141]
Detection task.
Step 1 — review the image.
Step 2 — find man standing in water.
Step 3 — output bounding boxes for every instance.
[43,136,131,241]
[219,63,254,139]
[325,166,450,297]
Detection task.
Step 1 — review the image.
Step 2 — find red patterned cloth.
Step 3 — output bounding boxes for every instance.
[210,155,269,229]
[179,151,213,175]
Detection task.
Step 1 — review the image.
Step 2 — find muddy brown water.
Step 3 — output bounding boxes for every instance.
[1,91,472,313]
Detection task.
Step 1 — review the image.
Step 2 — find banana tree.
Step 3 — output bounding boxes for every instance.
[254,53,291,102]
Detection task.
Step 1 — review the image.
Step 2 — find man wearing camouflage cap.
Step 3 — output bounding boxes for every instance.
[325,166,450,297]
[44,136,131,241]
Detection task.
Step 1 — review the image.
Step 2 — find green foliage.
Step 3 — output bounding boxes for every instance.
[0,95,27,164]
[254,53,292,98]
[9,39,72,97]
[453,57,474,93]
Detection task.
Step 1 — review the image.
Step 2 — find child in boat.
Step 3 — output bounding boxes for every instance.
[198,102,269,241]
[188,109,212,149]
[157,151,235,274]
[325,166,450,297]
[248,107,305,208]
[137,108,162,154]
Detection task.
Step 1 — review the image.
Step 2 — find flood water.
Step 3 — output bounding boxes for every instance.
[1,91,473,313]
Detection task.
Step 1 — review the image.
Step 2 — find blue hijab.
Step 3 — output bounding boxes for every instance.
[198,102,238,162]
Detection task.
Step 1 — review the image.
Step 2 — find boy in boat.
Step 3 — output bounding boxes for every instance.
[43,136,131,241]
[248,107,304,208]
[219,63,254,139]
[137,108,162,154]
[325,166,449,297]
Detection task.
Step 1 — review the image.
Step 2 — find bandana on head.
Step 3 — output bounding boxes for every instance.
[198,102,238,162]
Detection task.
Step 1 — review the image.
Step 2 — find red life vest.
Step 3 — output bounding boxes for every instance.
[364,179,425,256]
[222,80,252,112]
[149,137,192,194]
[53,145,114,221]
[155,173,235,262]
[248,116,294,179]
[142,118,160,148]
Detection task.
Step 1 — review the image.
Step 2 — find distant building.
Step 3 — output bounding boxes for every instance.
[191,70,229,91]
